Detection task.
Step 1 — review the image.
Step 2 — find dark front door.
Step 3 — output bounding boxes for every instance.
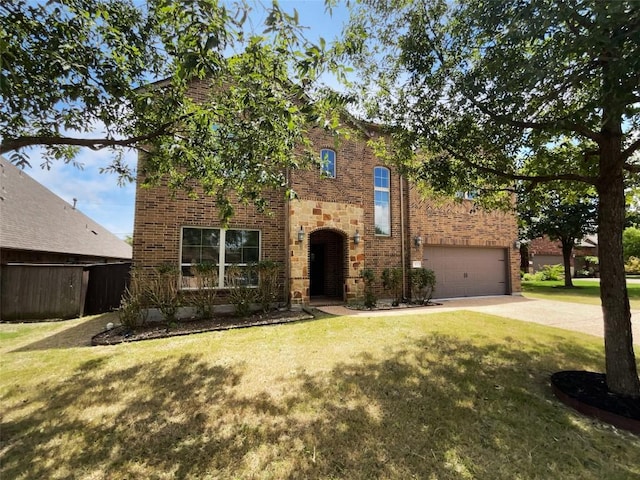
[310,244,325,296]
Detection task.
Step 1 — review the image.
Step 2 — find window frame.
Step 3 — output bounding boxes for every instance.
[180,226,261,289]
[374,166,391,236]
[320,148,336,178]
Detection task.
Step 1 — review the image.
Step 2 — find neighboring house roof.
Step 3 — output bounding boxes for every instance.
[0,157,132,260]
[576,234,598,248]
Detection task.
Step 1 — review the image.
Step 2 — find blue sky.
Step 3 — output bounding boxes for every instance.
[25,0,350,240]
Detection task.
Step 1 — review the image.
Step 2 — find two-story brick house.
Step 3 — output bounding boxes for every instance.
[132,82,521,307]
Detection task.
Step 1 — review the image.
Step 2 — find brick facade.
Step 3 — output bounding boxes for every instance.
[132,79,522,306]
[527,235,598,274]
[408,192,521,295]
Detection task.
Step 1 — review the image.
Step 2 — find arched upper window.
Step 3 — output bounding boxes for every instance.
[374,166,390,236]
[320,149,336,178]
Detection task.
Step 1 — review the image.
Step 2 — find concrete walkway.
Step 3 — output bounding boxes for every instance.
[317,296,640,345]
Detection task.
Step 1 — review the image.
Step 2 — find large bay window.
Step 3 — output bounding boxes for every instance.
[181,227,260,288]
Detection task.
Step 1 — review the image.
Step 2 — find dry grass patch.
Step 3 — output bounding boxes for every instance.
[1,312,639,479]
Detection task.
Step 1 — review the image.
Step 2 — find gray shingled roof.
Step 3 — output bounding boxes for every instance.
[0,157,132,260]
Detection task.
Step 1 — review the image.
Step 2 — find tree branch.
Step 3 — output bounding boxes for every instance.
[434,137,598,186]
[0,122,179,155]
[622,137,640,162]
[470,99,603,143]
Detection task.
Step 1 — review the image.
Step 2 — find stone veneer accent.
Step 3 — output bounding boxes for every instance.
[288,199,364,304]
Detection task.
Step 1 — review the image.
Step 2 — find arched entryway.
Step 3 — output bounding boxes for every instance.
[309,229,346,302]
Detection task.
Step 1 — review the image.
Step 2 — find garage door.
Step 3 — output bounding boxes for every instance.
[531,255,563,273]
[422,247,508,298]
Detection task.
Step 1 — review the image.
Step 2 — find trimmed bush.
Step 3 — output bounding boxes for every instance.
[146,264,181,325]
[625,256,640,275]
[360,268,377,309]
[190,262,218,319]
[117,269,148,329]
[256,260,281,313]
[225,264,257,317]
[410,268,436,304]
[381,267,403,305]
[540,264,564,281]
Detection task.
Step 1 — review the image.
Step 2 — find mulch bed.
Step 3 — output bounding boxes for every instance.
[91,309,315,346]
[551,370,640,434]
[347,301,442,311]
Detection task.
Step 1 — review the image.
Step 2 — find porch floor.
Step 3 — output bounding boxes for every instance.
[309,296,344,307]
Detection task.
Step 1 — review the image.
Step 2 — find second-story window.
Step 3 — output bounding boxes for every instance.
[320,148,336,178]
[374,166,390,235]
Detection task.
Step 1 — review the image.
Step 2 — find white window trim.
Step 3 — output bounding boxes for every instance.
[180,226,261,289]
[374,166,391,236]
[320,148,336,178]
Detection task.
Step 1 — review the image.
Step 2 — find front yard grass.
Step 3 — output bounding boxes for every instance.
[1,311,639,479]
[522,279,640,308]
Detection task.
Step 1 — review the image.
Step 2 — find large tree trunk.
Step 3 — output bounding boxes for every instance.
[561,238,574,288]
[598,139,640,397]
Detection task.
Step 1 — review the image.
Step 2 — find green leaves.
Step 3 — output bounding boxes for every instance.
[342,0,640,200]
[1,0,348,221]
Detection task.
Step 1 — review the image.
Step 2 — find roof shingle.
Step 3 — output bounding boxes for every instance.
[0,157,132,260]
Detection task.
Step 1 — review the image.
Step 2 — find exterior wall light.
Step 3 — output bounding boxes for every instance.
[353,229,361,245]
[414,235,423,247]
[514,240,521,249]
[298,226,304,242]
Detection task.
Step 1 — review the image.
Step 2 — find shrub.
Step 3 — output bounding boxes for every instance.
[256,260,281,313]
[146,264,181,325]
[190,262,218,319]
[225,264,257,317]
[582,256,599,277]
[623,226,640,261]
[625,256,640,275]
[522,272,543,281]
[360,268,377,309]
[381,267,403,305]
[410,268,436,304]
[540,264,564,281]
[117,269,148,329]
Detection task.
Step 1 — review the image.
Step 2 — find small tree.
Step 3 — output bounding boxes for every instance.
[381,266,403,306]
[520,186,598,288]
[410,268,436,305]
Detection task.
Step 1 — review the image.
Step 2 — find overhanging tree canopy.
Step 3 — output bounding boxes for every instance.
[0,0,345,218]
[341,0,640,395]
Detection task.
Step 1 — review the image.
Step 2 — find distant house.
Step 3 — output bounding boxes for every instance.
[0,157,132,320]
[132,80,521,307]
[0,156,132,264]
[528,235,598,276]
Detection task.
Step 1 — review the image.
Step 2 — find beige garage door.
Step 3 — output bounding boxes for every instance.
[422,247,508,298]
[531,255,563,273]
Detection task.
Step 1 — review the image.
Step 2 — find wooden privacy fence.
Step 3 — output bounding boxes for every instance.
[0,262,130,321]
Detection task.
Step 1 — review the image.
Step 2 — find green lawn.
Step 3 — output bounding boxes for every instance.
[522,279,640,308]
[1,311,639,479]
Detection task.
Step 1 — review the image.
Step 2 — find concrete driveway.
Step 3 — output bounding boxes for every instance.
[317,296,640,345]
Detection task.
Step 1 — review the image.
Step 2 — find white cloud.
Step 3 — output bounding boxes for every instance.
[21,147,137,239]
